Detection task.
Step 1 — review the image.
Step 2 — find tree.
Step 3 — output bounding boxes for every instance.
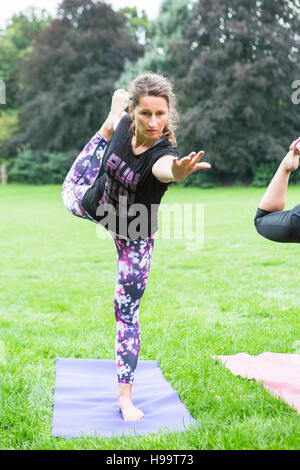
[0,7,52,110]
[0,111,18,184]
[172,0,300,183]
[10,0,144,154]
[116,0,192,87]
[0,7,52,182]
[118,7,149,44]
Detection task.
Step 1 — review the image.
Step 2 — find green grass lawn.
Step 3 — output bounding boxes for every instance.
[0,184,299,450]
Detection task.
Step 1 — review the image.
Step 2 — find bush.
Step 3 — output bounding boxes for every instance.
[43,151,76,184]
[182,168,219,188]
[252,163,278,187]
[252,162,300,187]
[9,147,46,184]
[9,147,78,184]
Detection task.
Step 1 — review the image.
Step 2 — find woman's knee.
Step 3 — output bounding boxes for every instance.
[254,208,300,242]
[254,207,270,225]
[254,207,276,240]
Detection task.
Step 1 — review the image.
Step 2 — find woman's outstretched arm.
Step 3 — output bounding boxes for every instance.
[152,150,211,183]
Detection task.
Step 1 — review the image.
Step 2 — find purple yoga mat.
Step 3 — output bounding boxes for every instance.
[52,358,197,438]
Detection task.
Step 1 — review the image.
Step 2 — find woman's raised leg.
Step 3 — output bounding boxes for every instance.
[61,89,129,219]
[61,133,109,219]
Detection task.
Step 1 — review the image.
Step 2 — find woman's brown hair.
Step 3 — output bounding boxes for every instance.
[128,72,178,147]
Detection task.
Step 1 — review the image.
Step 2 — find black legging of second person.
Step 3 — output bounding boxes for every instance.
[254,205,300,243]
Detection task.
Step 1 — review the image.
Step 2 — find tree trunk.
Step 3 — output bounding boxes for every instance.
[1,163,7,185]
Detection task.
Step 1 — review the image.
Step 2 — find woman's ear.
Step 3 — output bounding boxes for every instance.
[128,105,135,120]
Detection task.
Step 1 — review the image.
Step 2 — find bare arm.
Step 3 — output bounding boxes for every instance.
[98,119,115,141]
[152,151,211,183]
[152,155,177,183]
[258,138,300,212]
[98,89,129,140]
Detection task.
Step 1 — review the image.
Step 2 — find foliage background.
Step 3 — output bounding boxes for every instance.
[0,0,300,185]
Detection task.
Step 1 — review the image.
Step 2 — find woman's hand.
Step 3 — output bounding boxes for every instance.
[171,151,211,181]
[99,89,129,139]
[108,89,130,131]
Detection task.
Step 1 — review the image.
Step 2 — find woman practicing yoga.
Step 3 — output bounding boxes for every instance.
[254,138,300,242]
[61,73,211,421]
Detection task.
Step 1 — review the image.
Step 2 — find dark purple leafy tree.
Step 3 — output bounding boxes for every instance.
[172,0,300,183]
[12,0,143,154]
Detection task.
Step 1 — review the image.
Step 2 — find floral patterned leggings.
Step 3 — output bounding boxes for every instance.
[61,131,154,384]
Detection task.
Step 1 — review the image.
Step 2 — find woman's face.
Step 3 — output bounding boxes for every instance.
[130,94,169,143]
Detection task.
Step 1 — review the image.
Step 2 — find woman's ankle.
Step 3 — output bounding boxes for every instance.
[118,382,132,399]
[281,150,299,172]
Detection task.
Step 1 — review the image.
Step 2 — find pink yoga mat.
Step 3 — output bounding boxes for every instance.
[215,352,300,414]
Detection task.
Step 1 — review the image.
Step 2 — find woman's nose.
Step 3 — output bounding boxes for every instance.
[149,117,158,128]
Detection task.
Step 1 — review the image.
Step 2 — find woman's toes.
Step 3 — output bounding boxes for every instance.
[118,397,144,421]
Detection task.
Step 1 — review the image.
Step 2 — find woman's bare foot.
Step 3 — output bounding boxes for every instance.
[118,383,144,421]
[118,396,144,421]
[282,138,300,171]
[106,89,129,132]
